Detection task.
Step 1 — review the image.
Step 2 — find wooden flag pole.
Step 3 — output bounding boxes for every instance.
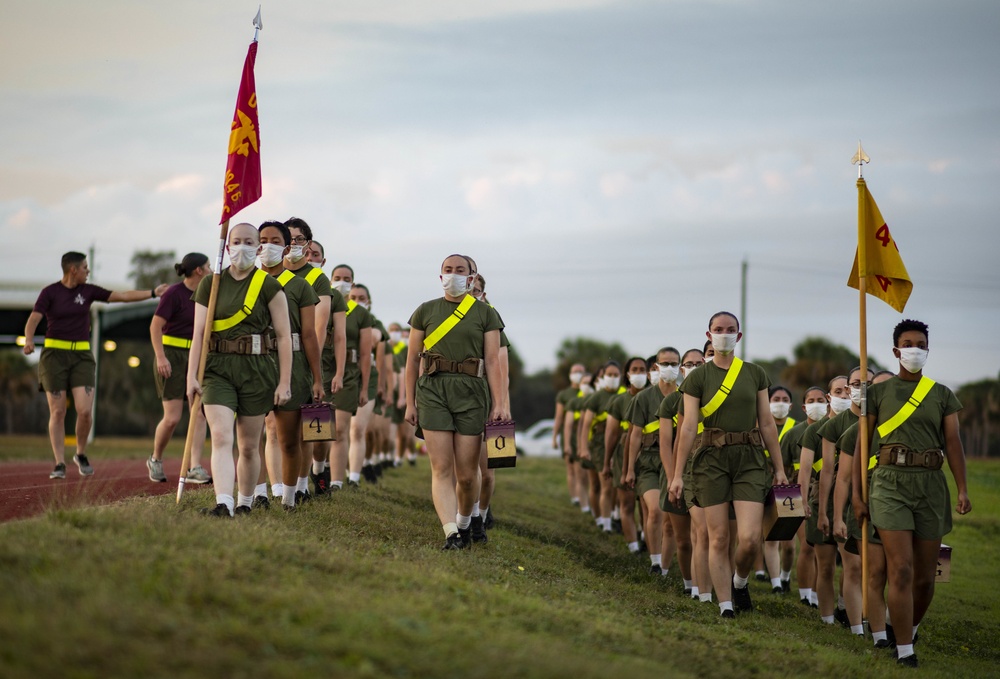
[177,222,229,502]
[854,142,872,636]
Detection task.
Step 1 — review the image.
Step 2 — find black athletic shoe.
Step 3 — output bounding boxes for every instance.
[233,505,252,516]
[295,490,309,505]
[470,516,488,543]
[811,603,819,609]
[310,471,328,496]
[683,588,692,597]
[649,564,662,575]
[637,540,648,553]
[458,527,472,547]
[885,624,896,646]
[800,597,811,606]
[347,480,360,490]
[442,533,465,550]
[483,509,495,530]
[896,653,918,668]
[834,607,850,628]
[874,639,893,650]
[200,503,232,518]
[772,586,783,594]
[408,458,416,467]
[49,463,66,479]
[781,579,791,593]
[251,496,270,511]
[611,518,623,534]
[374,463,384,477]
[361,465,374,483]
[733,585,753,613]
[755,572,768,582]
[721,609,736,619]
[282,504,296,513]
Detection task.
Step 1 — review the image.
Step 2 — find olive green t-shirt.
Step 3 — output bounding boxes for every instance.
[868,376,962,451]
[628,386,668,430]
[407,297,504,363]
[780,419,809,470]
[837,421,882,459]
[584,388,619,416]
[557,386,578,408]
[820,408,859,448]
[608,390,636,424]
[343,301,374,351]
[679,359,770,432]
[369,315,387,380]
[800,417,830,477]
[195,267,282,340]
[275,271,319,333]
[290,264,332,298]
[656,390,683,428]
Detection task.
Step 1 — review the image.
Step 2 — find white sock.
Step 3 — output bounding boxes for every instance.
[602,520,612,533]
[780,570,791,581]
[472,502,481,518]
[837,595,845,609]
[651,554,662,567]
[700,592,713,603]
[821,615,835,624]
[580,505,591,513]
[799,588,811,600]
[217,494,235,515]
[683,579,693,590]
[733,572,749,589]
[627,541,640,553]
[482,506,490,521]
[872,631,887,643]
[282,489,295,507]
[719,601,733,613]
[271,482,284,499]
[885,607,892,625]
[770,577,782,589]
[312,460,325,474]
[237,493,253,508]
[456,513,471,530]
[896,644,914,659]
[810,591,819,606]
[348,472,361,483]
[254,483,267,498]
[912,624,919,637]
[443,522,458,538]
[691,586,699,598]
[571,497,580,505]
[331,480,343,489]
[755,570,765,578]
[611,507,621,520]
[661,568,669,577]
[851,625,864,636]
[297,477,308,492]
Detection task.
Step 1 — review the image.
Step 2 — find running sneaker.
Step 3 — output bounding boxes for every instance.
[470,516,488,544]
[200,503,232,518]
[362,465,377,484]
[834,607,850,628]
[733,585,753,613]
[649,564,662,575]
[186,466,211,484]
[721,609,736,619]
[483,509,495,530]
[874,639,893,650]
[896,654,918,668]
[310,470,328,496]
[458,527,472,547]
[772,586,783,594]
[147,457,166,483]
[347,480,360,490]
[73,454,94,476]
[781,579,791,593]
[755,572,768,582]
[49,463,66,479]
[442,533,465,550]
[234,505,252,516]
[251,496,270,511]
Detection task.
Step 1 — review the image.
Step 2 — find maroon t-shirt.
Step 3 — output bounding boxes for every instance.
[33,282,112,342]
[154,281,196,339]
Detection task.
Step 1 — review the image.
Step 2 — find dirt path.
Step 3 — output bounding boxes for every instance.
[0,458,213,522]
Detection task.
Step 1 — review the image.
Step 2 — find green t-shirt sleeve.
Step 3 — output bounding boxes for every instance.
[194,274,211,306]
[301,281,319,307]
[330,289,348,314]
[838,422,858,457]
[358,306,374,330]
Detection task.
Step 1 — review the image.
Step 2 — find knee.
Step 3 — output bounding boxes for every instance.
[49,403,67,419]
[76,409,93,426]
[709,533,730,553]
[162,414,182,429]
[888,561,913,587]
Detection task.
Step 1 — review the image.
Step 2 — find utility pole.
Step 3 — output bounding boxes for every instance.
[740,256,747,360]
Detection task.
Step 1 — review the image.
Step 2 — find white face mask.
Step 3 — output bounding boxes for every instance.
[354,300,371,310]
[628,373,647,389]
[850,386,863,407]
[830,396,852,414]
[704,355,714,364]
[228,244,258,272]
[389,331,402,344]
[897,347,928,373]
[441,273,471,297]
[649,370,661,386]
[569,371,584,385]
[711,333,738,355]
[308,261,321,268]
[658,365,680,385]
[287,244,306,262]
[805,402,828,421]
[770,402,791,420]
[259,243,285,267]
[580,384,595,395]
[604,374,619,391]
[333,280,352,296]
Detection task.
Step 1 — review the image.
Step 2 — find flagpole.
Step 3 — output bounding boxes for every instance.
[178,10,263,503]
[853,141,871,636]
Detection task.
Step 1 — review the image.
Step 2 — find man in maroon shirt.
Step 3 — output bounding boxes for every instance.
[23,251,169,479]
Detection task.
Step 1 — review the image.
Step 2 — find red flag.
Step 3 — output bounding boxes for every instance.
[219,41,261,224]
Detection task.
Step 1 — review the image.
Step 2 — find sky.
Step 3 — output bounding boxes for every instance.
[3,0,999,388]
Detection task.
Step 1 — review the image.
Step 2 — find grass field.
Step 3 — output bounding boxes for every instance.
[1,436,998,678]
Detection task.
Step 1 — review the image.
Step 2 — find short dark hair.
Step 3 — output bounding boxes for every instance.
[624,356,647,373]
[873,370,896,380]
[332,263,355,279]
[828,375,847,391]
[61,252,86,273]
[284,216,313,241]
[603,360,621,372]
[769,385,793,401]
[175,252,209,277]
[702,340,713,354]
[682,348,704,364]
[311,240,325,257]
[893,319,929,346]
[656,346,680,360]
[803,386,827,400]
[259,220,291,246]
[848,365,875,383]
[709,311,740,332]
[442,253,473,272]
[351,283,371,300]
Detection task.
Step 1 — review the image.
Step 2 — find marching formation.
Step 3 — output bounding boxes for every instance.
[25,232,971,670]
[552,314,971,668]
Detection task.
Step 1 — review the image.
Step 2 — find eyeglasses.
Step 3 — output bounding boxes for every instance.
[657,361,680,368]
[291,236,309,244]
[681,361,703,369]
[848,381,871,389]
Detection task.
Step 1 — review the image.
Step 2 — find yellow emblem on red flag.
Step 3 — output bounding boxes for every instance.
[219,41,261,224]
[847,178,912,312]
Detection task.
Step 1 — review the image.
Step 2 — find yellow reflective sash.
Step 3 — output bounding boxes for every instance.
[672,413,705,434]
[162,335,192,349]
[573,390,584,421]
[876,376,936,439]
[766,417,797,458]
[44,339,90,351]
[422,295,476,351]
[700,357,743,418]
[642,420,660,435]
[594,413,609,422]
[305,267,323,286]
[868,454,878,471]
[621,422,630,431]
[617,386,627,395]
[393,341,407,355]
[812,458,823,472]
[212,269,268,332]
[793,462,801,471]
[277,270,296,287]
[346,299,358,317]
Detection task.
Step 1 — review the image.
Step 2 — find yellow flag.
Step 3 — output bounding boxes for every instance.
[847,178,912,312]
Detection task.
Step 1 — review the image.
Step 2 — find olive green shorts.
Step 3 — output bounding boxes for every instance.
[660,456,692,515]
[202,353,277,417]
[870,466,952,541]
[154,346,190,401]
[805,496,837,546]
[321,346,361,407]
[38,348,95,393]
[568,424,580,463]
[611,444,625,489]
[276,351,313,413]
[368,367,379,403]
[415,373,488,437]
[635,449,662,498]
[690,443,769,508]
[583,434,605,472]
[330,367,362,415]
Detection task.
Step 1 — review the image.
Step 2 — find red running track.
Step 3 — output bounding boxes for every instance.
[0,458,214,523]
